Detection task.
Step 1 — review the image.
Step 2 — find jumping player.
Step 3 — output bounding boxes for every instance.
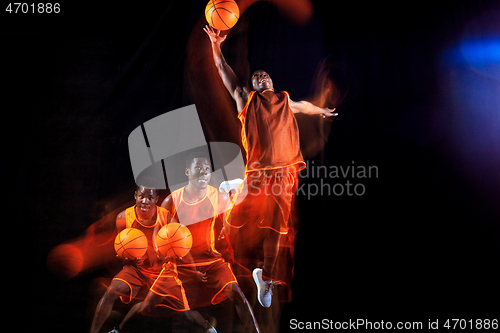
[161,152,260,333]
[204,25,337,308]
[90,185,216,333]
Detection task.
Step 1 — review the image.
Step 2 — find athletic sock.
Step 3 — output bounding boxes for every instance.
[261,268,273,282]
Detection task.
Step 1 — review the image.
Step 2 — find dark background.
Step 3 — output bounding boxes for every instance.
[4,0,500,331]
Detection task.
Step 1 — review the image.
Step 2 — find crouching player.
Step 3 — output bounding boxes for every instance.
[90,185,216,333]
[162,152,260,333]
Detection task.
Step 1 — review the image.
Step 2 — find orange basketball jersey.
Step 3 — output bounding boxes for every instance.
[169,185,222,267]
[239,89,306,172]
[124,205,169,272]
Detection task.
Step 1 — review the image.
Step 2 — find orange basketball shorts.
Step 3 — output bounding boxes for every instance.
[112,261,189,311]
[226,168,298,235]
[177,260,237,308]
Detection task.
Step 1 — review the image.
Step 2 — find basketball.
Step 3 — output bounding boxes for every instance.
[114,228,148,260]
[156,223,193,258]
[47,244,84,280]
[205,0,239,31]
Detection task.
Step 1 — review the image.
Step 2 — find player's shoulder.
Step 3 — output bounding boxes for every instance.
[157,205,169,215]
[235,86,251,100]
[115,209,128,231]
[171,187,184,196]
[161,193,173,210]
[235,87,251,114]
[207,184,218,192]
[204,185,218,199]
[116,209,127,221]
[275,91,290,101]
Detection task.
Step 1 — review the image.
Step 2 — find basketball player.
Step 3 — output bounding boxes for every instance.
[90,185,216,333]
[204,25,337,307]
[161,152,260,333]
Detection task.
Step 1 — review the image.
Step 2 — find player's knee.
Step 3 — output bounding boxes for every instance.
[139,300,155,315]
[105,280,129,303]
[226,282,244,302]
[102,288,121,305]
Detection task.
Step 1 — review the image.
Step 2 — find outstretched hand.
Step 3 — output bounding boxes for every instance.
[204,25,227,45]
[290,100,338,119]
[195,270,208,283]
[321,107,338,120]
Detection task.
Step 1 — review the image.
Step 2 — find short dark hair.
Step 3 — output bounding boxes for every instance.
[135,175,159,195]
[185,151,211,168]
[135,184,158,196]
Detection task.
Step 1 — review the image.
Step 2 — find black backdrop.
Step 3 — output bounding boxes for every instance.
[4,0,500,331]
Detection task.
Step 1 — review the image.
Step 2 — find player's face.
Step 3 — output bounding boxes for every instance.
[251,70,273,92]
[134,186,158,215]
[186,157,212,189]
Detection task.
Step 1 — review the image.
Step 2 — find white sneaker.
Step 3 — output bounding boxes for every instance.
[253,268,274,307]
[219,178,244,194]
[206,318,217,333]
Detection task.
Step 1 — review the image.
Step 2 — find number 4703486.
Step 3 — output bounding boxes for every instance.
[6,3,60,13]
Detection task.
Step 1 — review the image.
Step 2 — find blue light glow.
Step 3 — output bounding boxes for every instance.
[460,38,500,64]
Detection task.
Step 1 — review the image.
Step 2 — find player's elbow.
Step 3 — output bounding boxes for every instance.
[289,104,301,114]
[292,101,313,115]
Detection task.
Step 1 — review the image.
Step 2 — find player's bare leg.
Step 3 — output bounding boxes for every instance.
[225,283,261,333]
[263,229,281,280]
[116,301,141,331]
[253,229,281,307]
[90,280,130,333]
[184,309,217,332]
[117,291,216,332]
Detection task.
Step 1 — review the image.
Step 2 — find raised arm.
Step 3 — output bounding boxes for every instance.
[204,25,249,113]
[289,100,338,119]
